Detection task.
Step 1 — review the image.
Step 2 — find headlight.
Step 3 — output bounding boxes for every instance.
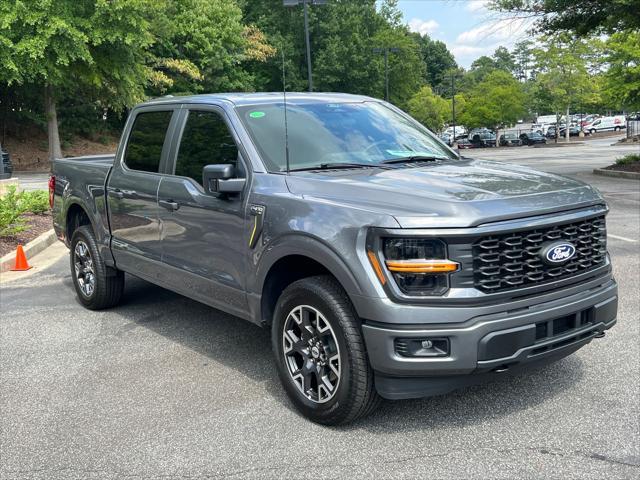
[379,238,459,296]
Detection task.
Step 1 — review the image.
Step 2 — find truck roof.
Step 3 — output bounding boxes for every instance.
[142,92,378,108]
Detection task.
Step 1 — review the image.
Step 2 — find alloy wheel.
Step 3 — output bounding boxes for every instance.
[282,305,341,404]
[74,240,95,297]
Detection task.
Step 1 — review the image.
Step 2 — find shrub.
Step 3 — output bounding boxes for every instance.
[616,154,640,165]
[0,187,50,237]
[0,186,27,236]
[19,190,49,215]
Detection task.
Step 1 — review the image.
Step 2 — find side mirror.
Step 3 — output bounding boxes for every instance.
[203,164,245,196]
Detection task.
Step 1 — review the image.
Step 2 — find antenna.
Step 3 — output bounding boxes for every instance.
[282,48,291,175]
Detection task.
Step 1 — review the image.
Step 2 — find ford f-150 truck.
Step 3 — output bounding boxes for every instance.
[51,93,618,425]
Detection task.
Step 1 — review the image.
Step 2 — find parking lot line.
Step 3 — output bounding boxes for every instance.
[608,233,638,243]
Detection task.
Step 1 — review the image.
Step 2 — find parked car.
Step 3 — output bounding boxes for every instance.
[470,132,497,147]
[520,132,547,145]
[584,115,627,134]
[439,132,453,146]
[530,124,543,134]
[0,147,12,179]
[456,137,476,149]
[444,125,467,139]
[499,132,522,147]
[51,93,617,425]
[559,126,583,137]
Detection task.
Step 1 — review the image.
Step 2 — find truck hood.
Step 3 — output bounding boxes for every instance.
[285,159,605,228]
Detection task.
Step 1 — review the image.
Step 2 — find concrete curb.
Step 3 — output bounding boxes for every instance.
[593,168,640,180]
[0,229,58,273]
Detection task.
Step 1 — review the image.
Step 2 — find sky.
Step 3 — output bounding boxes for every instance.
[396,0,534,68]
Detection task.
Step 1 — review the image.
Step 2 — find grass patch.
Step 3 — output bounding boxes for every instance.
[616,154,640,165]
[0,186,50,236]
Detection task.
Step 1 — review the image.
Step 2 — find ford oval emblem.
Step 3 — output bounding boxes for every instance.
[540,241,576,265]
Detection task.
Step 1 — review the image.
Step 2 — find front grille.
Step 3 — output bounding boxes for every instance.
[473,215,607,293]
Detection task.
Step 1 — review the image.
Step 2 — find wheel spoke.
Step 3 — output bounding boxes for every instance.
[74,240,96,298]
[282,304,342,404]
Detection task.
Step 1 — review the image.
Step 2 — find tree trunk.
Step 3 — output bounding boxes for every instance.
[45,84,62,161]
[565,105,570,142]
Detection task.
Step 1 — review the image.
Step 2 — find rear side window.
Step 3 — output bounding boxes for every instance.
[175,110,240,185]
[124,111,173,172]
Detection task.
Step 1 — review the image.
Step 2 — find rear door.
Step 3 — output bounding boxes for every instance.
[156,106,250,317]
[107,106,178,280]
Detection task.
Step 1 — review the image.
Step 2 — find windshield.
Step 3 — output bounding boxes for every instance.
[236,101,457,172]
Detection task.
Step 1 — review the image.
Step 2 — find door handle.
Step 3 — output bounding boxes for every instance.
[159,199,179,211]
[110,189,124,200]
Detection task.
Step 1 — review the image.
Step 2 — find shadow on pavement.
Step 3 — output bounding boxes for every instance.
[112,273,584,431]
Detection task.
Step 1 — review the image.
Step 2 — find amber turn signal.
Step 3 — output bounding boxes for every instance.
[367,251,387,285]
[385,259,459,273]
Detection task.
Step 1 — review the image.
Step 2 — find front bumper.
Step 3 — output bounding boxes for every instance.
[361,277,617,399]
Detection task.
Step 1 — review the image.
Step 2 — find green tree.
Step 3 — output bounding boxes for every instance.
[406,86,449,131]
[532,34,597,140]
[492,46,517,74]
[410,33,458,92]
[489,0,639,36]
[459,70,526,137]
[149,0,274,97]
[0,0,157,161]
[601,31,640,111]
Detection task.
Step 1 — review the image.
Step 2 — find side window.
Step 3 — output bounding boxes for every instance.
[175,110,241,185]
[124,111,173,173]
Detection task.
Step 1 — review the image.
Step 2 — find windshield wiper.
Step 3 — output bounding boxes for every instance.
[289,162,376,172]
[381,155,446,165]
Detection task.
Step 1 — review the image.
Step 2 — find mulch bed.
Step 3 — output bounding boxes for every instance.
[603,161,640,173]
[0,212,53,258]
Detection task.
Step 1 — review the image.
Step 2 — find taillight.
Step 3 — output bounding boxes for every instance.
[48,175,56,209]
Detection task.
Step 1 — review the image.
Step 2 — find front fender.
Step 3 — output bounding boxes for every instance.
[250,233,365,298]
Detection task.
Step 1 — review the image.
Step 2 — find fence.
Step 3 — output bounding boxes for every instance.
[628,120,640,139]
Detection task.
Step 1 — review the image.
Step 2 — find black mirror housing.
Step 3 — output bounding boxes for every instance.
[203,164,245,195]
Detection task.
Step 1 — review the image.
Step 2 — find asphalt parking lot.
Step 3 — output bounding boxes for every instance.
[1,141,639,479]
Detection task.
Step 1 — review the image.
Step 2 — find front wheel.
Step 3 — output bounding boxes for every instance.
[70,225,124,310]
[272,275,380,425]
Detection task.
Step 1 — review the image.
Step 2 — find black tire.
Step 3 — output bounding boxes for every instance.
[70,225,124,310]
[272,275,380,425]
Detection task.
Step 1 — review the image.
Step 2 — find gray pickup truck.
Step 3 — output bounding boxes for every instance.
[51,93,618,424]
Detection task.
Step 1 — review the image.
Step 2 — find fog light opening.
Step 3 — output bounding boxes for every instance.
[395,337,450,357]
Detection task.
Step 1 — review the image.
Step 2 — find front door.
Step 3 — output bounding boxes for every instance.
[107,108,175,280]
[157,107,249,317]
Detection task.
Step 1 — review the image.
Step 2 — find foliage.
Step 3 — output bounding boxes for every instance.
[459,70,526,129]
[148,0,274,97]
[601,32,640,111]
[530,35,598,117]
[411,33,458,93]
[0,187,50,236]
[0,186,26,236]
[616,154,640,165]
[19,190,50,215]
[407,86,450,131]
[489,0,639,36]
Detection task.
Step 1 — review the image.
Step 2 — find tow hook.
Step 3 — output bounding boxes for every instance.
[594,331,606,339]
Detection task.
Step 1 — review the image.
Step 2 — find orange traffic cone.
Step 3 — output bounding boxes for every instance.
[10,245,32,271]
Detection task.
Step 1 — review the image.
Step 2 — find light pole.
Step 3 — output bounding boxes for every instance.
[372,47,400,101]
[283,0,327,92]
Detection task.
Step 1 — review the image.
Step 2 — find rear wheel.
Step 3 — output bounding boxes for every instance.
[272,275,380,425]
[614,126,621,132]
[70,225,124,310]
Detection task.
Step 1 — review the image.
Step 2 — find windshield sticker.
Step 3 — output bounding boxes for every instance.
[249,111,266,119]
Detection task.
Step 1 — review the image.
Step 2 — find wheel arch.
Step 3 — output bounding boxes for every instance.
[253,235,365,327]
